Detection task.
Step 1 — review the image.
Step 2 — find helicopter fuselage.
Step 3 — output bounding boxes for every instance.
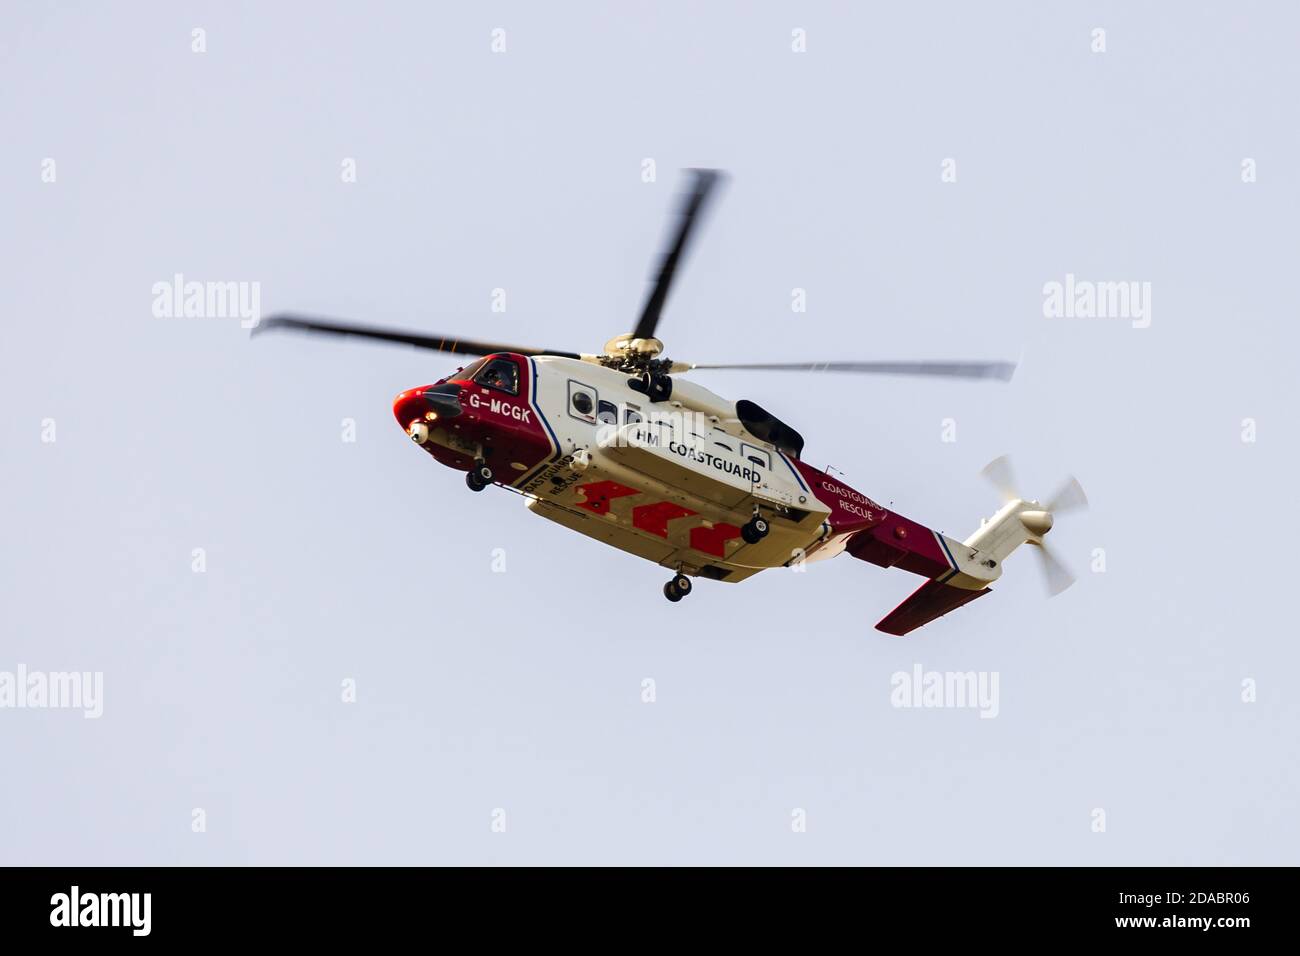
[392,352,971,590]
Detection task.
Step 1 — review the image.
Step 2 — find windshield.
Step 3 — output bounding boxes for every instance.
[449,357,489,382]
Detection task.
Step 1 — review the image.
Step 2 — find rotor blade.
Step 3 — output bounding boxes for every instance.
[980,455,1019,503]
[1047,476,1089,515]
[632,168,724,341]
[686,360,1016,382]
[252,313,580,359]
[1033,542,1076,597]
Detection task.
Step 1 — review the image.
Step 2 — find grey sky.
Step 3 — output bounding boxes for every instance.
[2,2,1296,864]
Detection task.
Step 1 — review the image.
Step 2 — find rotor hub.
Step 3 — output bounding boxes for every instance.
[1020,509,1054,538]
[604,333,664,359]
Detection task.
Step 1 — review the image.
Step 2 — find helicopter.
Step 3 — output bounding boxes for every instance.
[255,169,1086,635]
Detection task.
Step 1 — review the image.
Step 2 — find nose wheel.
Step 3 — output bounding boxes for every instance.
[662,573,693,603]
[466,460,494,492]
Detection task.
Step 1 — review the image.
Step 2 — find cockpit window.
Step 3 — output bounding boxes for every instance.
[452,357,488,383]
[473,357,519,395]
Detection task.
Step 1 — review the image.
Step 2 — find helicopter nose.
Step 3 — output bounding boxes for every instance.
[392,387,431,430]
[392,383,463,442]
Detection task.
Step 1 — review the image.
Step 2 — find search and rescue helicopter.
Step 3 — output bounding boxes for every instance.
[255,169,1086,635]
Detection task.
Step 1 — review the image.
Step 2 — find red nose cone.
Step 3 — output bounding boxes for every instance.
[393,386,434,430]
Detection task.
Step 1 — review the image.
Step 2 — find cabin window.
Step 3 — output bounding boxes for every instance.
[568,381,597,423]
[596,400,619,425]
[625,405,642,425]
[473,357,519,395]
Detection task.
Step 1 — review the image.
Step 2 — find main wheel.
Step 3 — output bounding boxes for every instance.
[663,581,683,602]
[741,516,770,544]
[672,573,692,596]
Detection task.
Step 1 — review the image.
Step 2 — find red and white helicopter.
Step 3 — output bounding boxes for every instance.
[256,170,1086,635]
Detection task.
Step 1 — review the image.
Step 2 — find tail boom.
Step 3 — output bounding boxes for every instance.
[852,499,1054,635]
[792,460,1055,635]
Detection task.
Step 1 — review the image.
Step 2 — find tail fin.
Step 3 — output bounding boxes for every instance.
[876,578,992,636]
[857,495,1076,636]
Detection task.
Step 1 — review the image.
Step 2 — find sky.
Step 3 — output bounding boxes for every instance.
[1,1,1296,865]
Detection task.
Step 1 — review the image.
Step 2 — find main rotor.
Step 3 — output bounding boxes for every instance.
[253,169,1017,387]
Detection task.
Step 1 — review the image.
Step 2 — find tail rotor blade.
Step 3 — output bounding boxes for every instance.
[980,455,1019,503]
[1047,476,1089,515]
[1034,542,1076,596]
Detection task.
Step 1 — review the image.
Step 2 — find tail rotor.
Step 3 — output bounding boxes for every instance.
[978,455,1089,597]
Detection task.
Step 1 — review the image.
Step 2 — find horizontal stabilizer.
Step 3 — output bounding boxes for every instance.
[875,579,991,636]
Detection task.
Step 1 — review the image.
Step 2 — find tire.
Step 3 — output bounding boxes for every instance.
[663,581,683,602]
[742,517,769,543]
[672,574,692,596]
[466,470,487,492]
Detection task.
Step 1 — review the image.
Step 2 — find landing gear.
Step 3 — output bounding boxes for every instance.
[741,515,770,544]
[663,573,693,603]
[466,460,493,492]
